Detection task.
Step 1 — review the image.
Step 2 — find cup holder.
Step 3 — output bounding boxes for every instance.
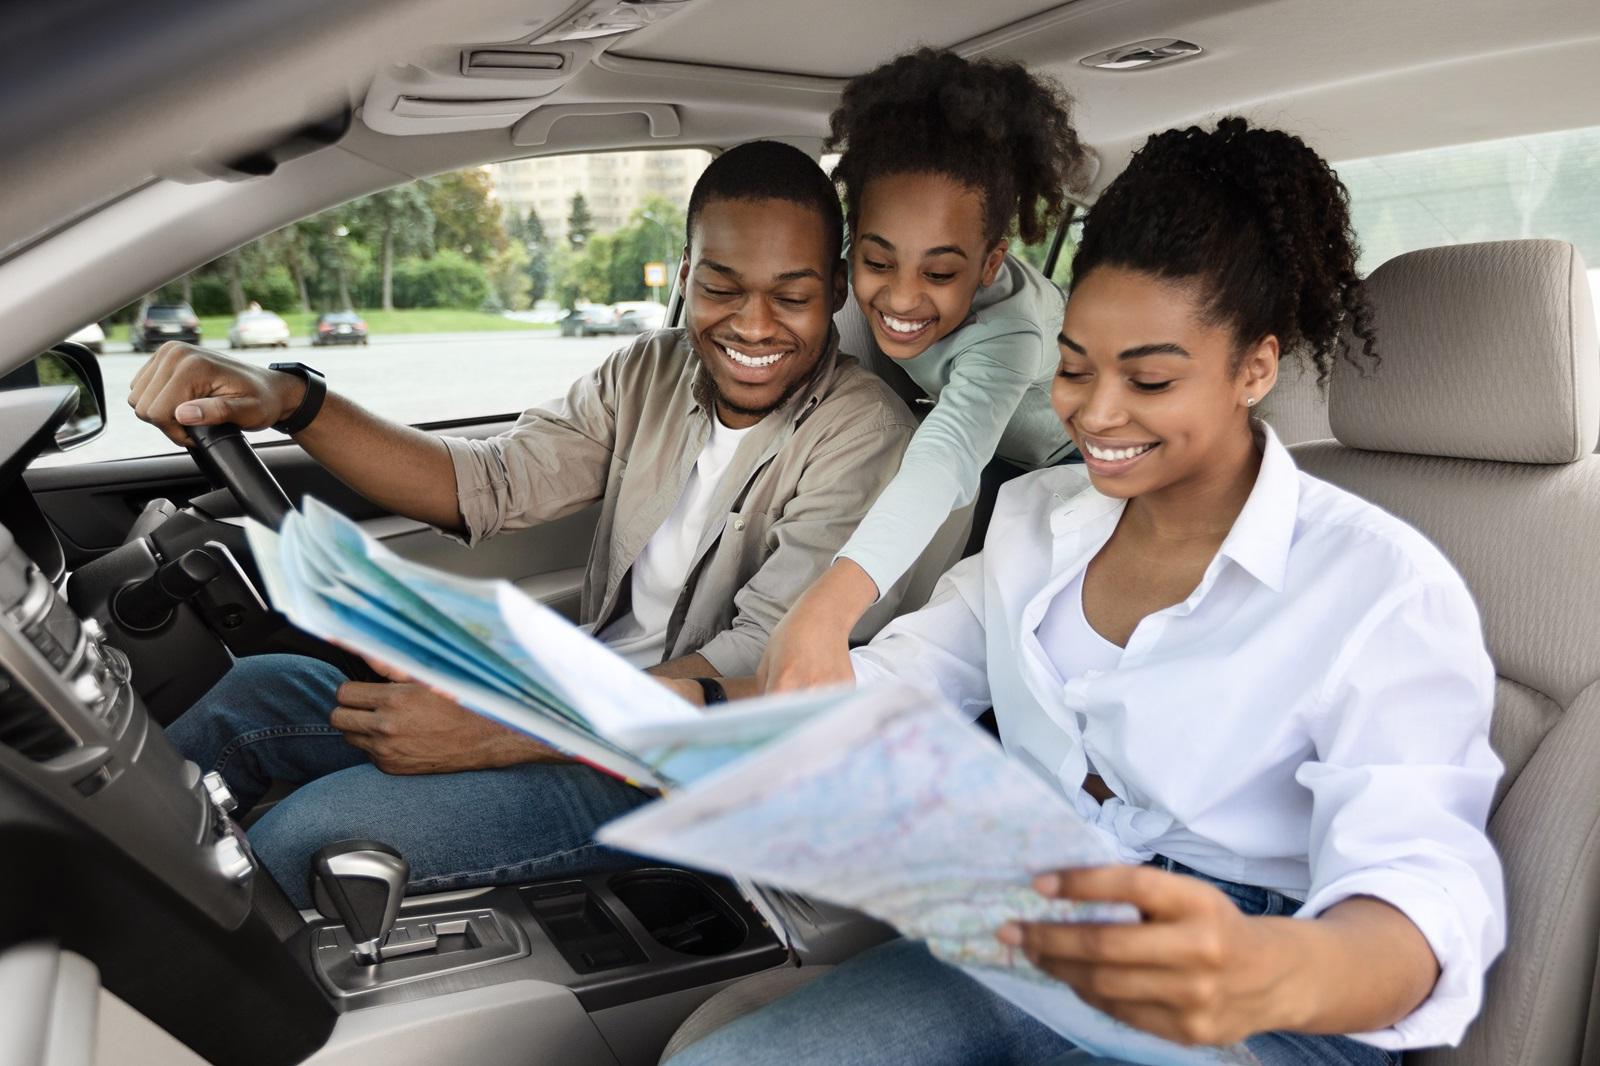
[608,870,748,957]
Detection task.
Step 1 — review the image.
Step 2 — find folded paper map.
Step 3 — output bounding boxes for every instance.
[250,498,1256,1065]
[600,685,1257,1066]
[246,498,846,789]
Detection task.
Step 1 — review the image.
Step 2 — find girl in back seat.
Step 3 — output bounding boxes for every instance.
[665,119,1503,1065]
[758,48,1091,689]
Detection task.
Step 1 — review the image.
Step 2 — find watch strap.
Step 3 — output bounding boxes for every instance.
[269,362,326,435]
[693,677,729,706]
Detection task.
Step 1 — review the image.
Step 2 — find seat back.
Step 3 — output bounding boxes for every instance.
[1289,239,1600,1064]
[1256,345,1333,445]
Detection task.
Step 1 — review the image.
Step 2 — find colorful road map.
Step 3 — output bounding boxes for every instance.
[600,686,1260,1066]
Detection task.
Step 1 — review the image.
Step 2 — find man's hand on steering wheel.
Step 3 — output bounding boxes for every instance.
[128,342,306,446]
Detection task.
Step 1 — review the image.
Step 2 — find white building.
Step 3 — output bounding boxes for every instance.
[487,149,713,245]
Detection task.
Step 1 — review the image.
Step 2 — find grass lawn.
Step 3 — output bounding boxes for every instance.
[192,308,556,341]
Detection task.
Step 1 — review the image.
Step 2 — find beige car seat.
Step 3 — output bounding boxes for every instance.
[1256,344,1334,445]
[1294,238,1600,1065]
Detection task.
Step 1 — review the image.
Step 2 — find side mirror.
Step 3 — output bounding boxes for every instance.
[0,342,108,451]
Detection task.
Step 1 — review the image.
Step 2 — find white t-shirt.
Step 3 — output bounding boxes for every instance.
[600,416,754,667]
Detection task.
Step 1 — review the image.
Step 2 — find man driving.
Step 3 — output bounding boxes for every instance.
[129,141,916,907]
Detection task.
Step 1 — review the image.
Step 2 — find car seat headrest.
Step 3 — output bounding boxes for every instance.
[1330,239,1599,463]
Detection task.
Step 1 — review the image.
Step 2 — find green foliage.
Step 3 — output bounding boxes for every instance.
[1010,216,1081,289]
[185,276,233,316]
[251,267,299,312]
[508,208,551,302]
[567,193,595,249]
[137,163,689,314]
[392,249,489,309]
[485,243,533,311]
[548,197,684,306]
[427,170,506,261]
[546,243,583,309]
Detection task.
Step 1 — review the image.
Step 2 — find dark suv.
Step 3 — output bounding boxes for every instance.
[129,303,201,352]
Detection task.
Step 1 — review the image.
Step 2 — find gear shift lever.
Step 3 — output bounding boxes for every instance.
[311,839,433,965]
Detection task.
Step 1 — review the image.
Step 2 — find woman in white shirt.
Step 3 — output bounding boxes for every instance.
[663,119,1503,1066]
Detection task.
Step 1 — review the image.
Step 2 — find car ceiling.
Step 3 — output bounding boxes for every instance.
[2,0,1599,367]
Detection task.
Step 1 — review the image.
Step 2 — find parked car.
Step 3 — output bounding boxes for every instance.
[615,302,667,335]
[311,311,368,346]
[559,305,619,337]
[128,303,200,351]
[64,321,104,354]
[227,309,290,349]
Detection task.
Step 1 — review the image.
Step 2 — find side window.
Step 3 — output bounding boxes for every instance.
[1337,124,1600,319]
[34,149,713,468]
[1013,211,1083,292]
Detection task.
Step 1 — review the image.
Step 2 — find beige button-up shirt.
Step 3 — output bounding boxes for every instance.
[442,328,916,674]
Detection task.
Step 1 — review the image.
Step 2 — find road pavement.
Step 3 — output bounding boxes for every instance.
[37,330,623,468]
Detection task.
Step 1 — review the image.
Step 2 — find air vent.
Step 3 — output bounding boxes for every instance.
[0,666,75,762]
[463,50,566,75]
[1080,39,1203,72]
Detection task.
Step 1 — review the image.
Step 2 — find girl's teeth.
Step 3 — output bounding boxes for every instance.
[882,313,931,334]
[1085,441,1157,462]
[723,345,783,368]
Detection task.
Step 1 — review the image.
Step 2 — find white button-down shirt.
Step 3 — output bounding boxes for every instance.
[851,425,1505,1050]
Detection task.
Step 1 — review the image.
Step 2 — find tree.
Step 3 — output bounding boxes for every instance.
[265,220,321,311]
[567,193,594,249]
[509,208,551,302]
[598,198,685,303]
[220,251,248,313]
[426,170,506,262]
[547,242,583,309]
[392,249,488,308]
[485,243,533,311]
[315,218,370,310]
[357,186,435,311]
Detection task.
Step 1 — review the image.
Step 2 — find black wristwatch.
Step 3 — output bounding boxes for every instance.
[692,677,729,707]
[268,362,327,434]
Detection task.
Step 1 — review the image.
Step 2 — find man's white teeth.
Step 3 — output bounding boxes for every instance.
[881,312,931,334]
[722,344,783,368]
[1084,441,1157,462]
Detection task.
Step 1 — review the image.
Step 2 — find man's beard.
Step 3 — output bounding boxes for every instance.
[697,372,809,422]
[692,337,827,422]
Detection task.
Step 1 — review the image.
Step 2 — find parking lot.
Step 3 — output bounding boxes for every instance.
[36,330,622,468]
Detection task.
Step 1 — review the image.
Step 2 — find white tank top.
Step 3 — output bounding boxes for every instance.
[1036,568,1123,681]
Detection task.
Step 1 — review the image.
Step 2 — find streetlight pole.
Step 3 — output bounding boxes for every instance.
[639,211,672,304]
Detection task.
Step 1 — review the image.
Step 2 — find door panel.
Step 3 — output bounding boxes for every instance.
[0,942,99,1066]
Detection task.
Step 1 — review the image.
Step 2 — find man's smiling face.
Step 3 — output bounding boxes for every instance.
[681,196,847,428]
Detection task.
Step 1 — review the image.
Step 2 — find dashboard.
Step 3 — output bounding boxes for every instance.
[0,386,75,583]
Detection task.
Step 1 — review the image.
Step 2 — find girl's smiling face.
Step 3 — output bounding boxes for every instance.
[1053,266,1278,501]
[851,172,1008,360]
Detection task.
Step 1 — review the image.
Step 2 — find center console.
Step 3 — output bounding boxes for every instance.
[0,514,893,1066]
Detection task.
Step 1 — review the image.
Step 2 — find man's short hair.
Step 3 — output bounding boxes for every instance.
[685,140,845,264]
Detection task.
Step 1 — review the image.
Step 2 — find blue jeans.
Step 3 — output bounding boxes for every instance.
[664,861,1398,1066]
[166,654,649,908]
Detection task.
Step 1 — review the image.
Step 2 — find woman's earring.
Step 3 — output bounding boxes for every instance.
[1245,396,1258,407]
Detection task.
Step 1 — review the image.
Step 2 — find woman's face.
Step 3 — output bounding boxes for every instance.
[1052,266,1277,501]
[851,172,1008,360]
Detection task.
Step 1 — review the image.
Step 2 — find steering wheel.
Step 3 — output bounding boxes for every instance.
[186,424,294,529]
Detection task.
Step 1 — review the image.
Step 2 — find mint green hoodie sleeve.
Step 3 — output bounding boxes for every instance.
[836,320,1042,595]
